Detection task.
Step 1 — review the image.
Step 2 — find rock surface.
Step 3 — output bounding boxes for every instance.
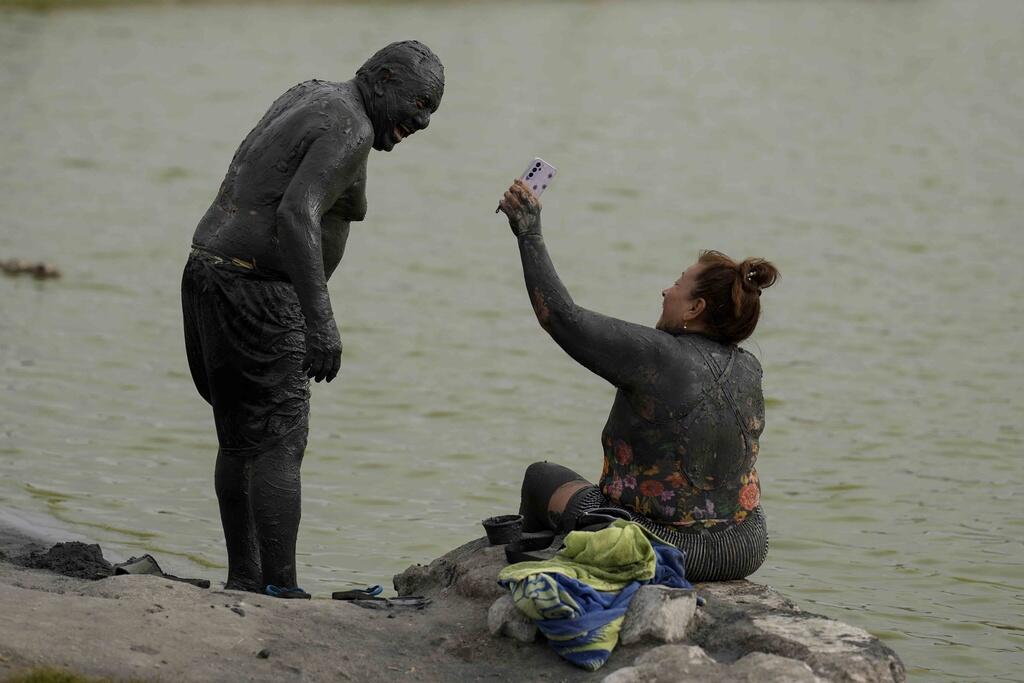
[0,519,906,683]
[603,645,824,683]
[487,593,538,643]
[619,585,697,645]
[395,537,907,682]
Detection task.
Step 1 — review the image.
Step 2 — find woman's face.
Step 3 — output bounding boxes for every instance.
[657,262,704,332]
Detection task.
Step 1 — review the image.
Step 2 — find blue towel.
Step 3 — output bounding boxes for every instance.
[504,571,639,670]
[651,542,691,590]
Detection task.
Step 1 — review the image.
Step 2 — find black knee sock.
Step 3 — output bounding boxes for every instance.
[518,461,591,532]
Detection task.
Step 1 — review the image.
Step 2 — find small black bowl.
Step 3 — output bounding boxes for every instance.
[482,514,524,545]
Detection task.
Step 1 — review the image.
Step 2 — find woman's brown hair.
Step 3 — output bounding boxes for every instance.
[692,250,779,345]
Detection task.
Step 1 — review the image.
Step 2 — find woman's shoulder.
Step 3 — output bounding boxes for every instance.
[660,334,763,386]
[691,336,764,382]
[735,345,763,375]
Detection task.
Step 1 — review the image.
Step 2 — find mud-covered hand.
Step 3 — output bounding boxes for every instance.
[303,318,342,383]
[498,179,543,238]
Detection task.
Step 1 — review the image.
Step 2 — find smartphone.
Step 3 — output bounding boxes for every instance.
[496,157,558,212]
[520,157,558,198]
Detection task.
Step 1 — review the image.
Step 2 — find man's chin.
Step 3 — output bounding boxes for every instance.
[372,133,397,152]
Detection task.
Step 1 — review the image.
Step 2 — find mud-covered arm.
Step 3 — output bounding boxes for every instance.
[498,179,669,389]
[277,129,370,382]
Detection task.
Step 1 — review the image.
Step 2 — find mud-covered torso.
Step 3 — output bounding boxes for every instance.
[191,79,371,274]
[597,334,764,529]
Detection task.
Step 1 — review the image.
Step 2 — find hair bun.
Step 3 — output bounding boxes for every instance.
[738,258,779,294]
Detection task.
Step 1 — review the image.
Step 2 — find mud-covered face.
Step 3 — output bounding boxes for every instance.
[365,50,444,152]
[376,79,441,152]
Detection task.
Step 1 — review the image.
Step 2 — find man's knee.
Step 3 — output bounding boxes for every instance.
[214,453,250,501]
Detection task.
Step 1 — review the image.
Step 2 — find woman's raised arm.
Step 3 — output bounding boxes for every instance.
[498,179,672,390]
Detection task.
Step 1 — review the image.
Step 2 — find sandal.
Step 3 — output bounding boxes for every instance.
[265,584,311,599]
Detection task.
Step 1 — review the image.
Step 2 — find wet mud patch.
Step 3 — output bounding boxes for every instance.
[15,541,113,580]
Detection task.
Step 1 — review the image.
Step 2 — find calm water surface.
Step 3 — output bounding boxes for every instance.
[1,2,1022,681]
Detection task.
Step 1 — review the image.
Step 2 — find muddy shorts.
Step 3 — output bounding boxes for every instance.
[181,247,310,457]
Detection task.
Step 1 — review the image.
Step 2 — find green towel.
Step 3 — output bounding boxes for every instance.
[498,520,656,592]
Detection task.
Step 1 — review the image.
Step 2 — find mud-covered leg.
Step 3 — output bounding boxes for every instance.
[518,461,591,532]
[251,429,307,589]
[214,450,263,592]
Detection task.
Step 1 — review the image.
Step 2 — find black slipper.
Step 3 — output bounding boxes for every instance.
[336,596,432,610]
[331,584,384,600]
[113,554,210,589]
[505,530,565,564]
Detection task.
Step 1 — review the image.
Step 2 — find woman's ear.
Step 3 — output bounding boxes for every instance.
[688,297,706,321]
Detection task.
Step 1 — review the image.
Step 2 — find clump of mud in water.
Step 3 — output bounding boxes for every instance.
[16,541,114,580]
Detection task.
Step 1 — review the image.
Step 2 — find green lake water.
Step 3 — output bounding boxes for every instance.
[1,2,1022,680]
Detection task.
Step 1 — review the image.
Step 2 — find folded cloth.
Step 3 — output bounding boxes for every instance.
[498,520,691,671]
[499,520,657,591]
[505,572,640,670]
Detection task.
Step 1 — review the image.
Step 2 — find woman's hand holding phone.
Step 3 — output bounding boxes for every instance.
[496,157,556,237]
[498,178,543,238]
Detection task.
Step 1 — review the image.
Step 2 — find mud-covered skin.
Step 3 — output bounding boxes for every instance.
[192,41,443,382]
[186,41,443,592]
[499,182,764,529]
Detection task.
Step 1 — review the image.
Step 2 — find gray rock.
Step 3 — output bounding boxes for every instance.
[394,537,506,601]
[602,644,823,683]
[730,652,825,681]
[688,582,905,682]
[619,586,697,645]
[699,580,803,614]
[742,614,904,683]
[487,594,538,643]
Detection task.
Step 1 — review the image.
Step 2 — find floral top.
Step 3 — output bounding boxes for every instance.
[599,438,761,529]
[516,233,766,530]
[592,333,765,529]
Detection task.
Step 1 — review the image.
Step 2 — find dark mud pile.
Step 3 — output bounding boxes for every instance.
[15,542,113,580]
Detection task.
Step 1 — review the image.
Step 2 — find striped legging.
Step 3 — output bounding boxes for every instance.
[566,486,769,582]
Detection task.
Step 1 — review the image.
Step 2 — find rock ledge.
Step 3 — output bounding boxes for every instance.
[395,537,906,683]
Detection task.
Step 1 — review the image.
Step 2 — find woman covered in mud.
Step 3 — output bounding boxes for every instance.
[497,179,779,581]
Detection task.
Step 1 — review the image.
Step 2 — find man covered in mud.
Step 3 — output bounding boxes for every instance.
[181,41,443,597]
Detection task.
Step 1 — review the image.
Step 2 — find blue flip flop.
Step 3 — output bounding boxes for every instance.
[265,584,311,599]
